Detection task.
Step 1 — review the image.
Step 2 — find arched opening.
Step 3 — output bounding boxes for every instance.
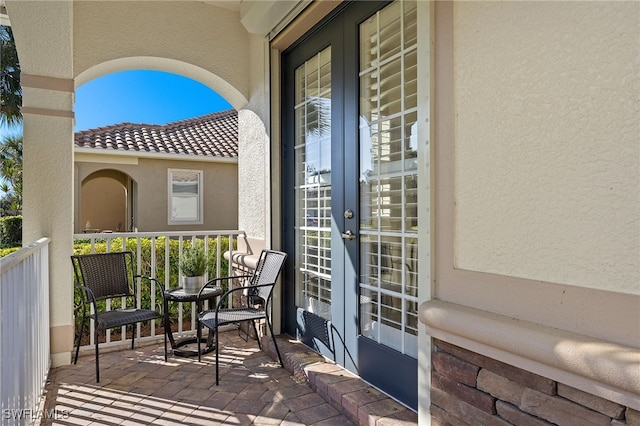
[80,170,132,233]
[73,67,245,233]
[74,69,234,131]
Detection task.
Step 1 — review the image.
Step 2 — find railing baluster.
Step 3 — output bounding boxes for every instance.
[150,236,157,338]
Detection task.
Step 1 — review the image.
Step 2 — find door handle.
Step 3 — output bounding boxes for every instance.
[341,230,356,240]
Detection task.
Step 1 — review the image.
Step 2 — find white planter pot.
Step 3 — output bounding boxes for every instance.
[183,276,204,294]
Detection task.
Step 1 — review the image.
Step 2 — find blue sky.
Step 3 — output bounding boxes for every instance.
[75,70,232,131]
[0,70,232,138]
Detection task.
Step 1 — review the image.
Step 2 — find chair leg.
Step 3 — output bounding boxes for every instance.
[215,325,220,386]
[164,301,169,362]
[164,323,168,362]
[131,325,135,350]
[197,320,202,362]
[74,310,87,365]
[265,316,284,368]
[95,328,100,383]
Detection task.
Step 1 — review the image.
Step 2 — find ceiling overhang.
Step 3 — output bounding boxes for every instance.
[204,0,311,38]
[2,0,314,39]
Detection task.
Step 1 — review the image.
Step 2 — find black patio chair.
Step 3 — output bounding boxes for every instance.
[197,249,287,385]
[71,251,164,382]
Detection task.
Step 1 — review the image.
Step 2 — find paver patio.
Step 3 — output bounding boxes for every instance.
[39,330,417,426]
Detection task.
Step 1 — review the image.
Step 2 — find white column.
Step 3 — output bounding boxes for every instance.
[6,1,75,367]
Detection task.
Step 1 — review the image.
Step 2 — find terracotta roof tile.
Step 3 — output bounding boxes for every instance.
[74,109,238,158]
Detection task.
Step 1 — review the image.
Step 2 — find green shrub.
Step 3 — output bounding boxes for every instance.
[0,246,20,257]
[0,215,21,248]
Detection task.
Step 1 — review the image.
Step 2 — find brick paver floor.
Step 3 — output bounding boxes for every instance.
[40,329,418,425]
[40,331,354,425]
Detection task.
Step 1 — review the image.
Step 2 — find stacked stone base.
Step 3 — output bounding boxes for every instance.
[432,339,638,426]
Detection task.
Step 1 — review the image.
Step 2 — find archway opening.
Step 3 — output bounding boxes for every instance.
[74,69,240,233]
[80,169,131,233]
[74,70,232,132]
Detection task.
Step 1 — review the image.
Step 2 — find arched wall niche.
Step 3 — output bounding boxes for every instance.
[80,169,131,233]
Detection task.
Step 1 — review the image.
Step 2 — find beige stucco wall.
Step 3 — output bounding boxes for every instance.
[73,1,250,107]
[237,35,271,241]
[75,157,238,233]
[453,1,639,294]
[6,1,76,367]
[425,0,640,411]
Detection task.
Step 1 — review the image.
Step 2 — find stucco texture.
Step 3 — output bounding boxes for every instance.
[73,2,249,103]
[453,1,639,293]
[238,109,267,240]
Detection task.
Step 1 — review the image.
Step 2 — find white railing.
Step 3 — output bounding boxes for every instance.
[73,230,243,352]
[0,238,51,426]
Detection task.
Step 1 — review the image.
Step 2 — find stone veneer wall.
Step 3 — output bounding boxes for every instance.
[431,339,639,426]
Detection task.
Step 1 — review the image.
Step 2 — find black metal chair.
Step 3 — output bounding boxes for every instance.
[71,251,164,382]
[197,249,287,385]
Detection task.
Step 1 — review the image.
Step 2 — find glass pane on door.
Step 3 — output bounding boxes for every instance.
[359,1,418,358]
[295,47,333,320]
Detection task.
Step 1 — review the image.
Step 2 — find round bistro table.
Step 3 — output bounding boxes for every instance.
[163,286,223,360]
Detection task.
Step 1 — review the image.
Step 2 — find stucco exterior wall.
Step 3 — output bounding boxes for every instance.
[6,0,77,367]
[75,157,238,233]
[425,0,639,412]
[452,1,639,294]
[73,1,250,106]
[237,34,271,241]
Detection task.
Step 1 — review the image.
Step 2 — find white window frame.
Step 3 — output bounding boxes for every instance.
[168,168,203,225]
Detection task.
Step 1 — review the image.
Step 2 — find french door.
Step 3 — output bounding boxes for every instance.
[282,0,419,410]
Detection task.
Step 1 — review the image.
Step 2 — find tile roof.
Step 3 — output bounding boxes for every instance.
[74,109,238,158]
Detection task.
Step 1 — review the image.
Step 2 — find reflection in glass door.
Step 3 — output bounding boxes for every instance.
[283,0,420,409]
[294,47,333,320]
[359,0,419,360]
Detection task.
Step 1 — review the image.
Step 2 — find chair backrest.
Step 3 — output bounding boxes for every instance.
[71,252,135,301]
[250,249,287,302]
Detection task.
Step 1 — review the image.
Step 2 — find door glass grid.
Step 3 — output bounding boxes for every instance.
[359,0,418,358]
[295,47,333,320]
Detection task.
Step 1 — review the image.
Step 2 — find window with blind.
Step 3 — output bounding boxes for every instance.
[294,47,333,320]
[358,0,419,358]
[168,169,203,225]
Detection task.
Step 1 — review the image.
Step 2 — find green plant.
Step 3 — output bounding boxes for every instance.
[0,246,20,257]
[179,240,214,277]
[0,215,21,248]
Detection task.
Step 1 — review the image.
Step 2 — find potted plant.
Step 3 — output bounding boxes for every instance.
[179,240,213,294]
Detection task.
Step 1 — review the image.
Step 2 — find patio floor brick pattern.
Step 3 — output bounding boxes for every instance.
[39,330,418,425]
